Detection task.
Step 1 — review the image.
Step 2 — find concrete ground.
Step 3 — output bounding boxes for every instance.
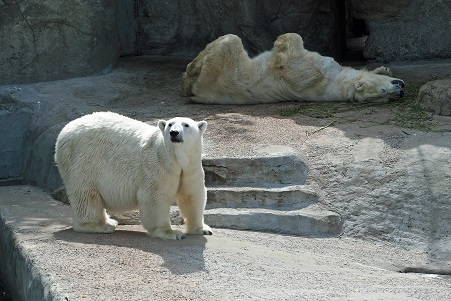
[1,185,451,301]
[1,56,451,300]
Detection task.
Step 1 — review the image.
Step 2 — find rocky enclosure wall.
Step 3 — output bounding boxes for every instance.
[118,0,339,57]
[1,0,450,85]
[0,0,119,85]
[352,0,451,61]
[0,0,339,85]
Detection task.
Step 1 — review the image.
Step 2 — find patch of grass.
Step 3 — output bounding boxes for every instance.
[386,82,437,131]
[391,104,435,131]
[280,102,373,118]
[279,81,443,132]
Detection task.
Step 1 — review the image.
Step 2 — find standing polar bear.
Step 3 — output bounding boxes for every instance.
[182,33,405,104]
[54,111,212,240]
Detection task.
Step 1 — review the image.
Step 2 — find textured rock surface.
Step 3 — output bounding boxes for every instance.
[127,0,339,57]
[203,146,308,186]
[0,87,39,179]
[415,79,451,116]
[2,0,450,86]
[352,0,451,61]
[0,0,119,85]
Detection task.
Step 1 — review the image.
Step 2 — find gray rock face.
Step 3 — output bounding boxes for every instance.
[0,0,119,85]
[124,0,338,57]
[415,79,451,116]
[2,0,449,86]
[0,88,38,179]
[352,0,451,61]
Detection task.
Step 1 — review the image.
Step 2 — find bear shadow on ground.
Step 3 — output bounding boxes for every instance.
[53,227,208,275]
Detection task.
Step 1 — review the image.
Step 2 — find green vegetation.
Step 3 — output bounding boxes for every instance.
[280,102,373,118]
[279,81,444,132]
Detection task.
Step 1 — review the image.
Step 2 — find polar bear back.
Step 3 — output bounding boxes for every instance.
[55,112,174,212]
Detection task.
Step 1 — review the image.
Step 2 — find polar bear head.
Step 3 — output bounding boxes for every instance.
[353,72,405,102]
[158,117,207,148]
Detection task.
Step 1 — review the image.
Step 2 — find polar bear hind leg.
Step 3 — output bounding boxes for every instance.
[182,34,246,100]
[68,187,118,233]
[182,36,233,96]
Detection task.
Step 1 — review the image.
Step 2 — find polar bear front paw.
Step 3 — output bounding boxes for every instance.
[149,228,185,240]
[186,224,213,235]
[106,217,119,228]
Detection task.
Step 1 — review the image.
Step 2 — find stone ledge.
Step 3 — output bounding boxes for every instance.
[206,184,319,210]
[204,207,342,237]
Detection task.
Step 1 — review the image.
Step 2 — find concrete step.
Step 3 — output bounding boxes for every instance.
[206,184,319,210]
[204,206,342,237]
[203,145,309,186]
[204,184,342,237]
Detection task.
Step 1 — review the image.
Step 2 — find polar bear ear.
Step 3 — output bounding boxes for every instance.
[197,121,207,134]
[355,82,364,91]
[158,120,167,132]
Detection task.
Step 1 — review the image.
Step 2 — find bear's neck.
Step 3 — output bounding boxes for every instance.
[172,144,202,171]
[336,67,363,100]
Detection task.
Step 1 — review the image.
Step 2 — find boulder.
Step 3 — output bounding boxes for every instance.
[415,79,451,116]
[0,0,119,85]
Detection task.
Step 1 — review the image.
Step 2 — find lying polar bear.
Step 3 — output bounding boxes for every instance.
[182,33,405,104]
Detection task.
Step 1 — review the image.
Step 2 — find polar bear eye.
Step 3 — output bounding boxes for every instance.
[168,123,173,127]
[381,88,387,94]
[184,124,189,128]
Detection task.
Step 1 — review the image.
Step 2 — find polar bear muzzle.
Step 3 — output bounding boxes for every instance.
[170,129,183,143]
[391,79,405,98]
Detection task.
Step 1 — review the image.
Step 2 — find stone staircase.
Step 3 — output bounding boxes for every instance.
[202,146,342,237]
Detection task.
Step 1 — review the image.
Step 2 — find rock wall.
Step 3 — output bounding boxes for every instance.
[0,89,38,179]
[119,0,339,57]
[2,0,450,85]
[352,0,451,61]
[0,0,119,85]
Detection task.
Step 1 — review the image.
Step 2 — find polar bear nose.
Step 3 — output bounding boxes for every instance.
[170,130,179,137]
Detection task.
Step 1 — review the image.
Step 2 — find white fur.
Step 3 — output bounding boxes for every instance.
[182,33,405,104]
[54,112,211,240]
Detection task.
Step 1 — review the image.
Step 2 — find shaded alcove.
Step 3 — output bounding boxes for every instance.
[336,0,368,62]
